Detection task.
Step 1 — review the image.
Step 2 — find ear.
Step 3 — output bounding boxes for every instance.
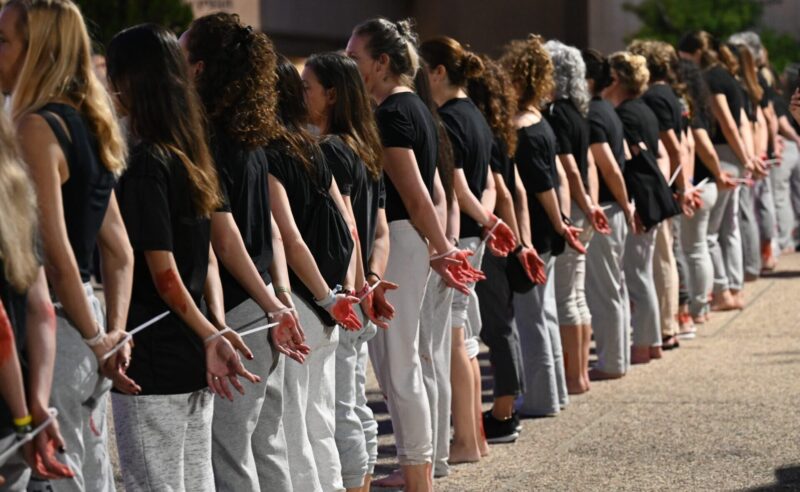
[193,60,205,79]
[326,87,337,105]
[433,64,447,81]
[377,52,391,74]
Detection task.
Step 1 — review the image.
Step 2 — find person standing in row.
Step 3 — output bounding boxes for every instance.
[346,17,480,491]
[107,23,260,492]
[302,51,391,492]
[501,34,584,417]
[421,35,518,464]
[180,13,310,492]
[604,51,664,364]
[268,55,363,492]
[469,54,548,443]
[0,1,136,489]
[581,49,636,381]
[545,39,608,395]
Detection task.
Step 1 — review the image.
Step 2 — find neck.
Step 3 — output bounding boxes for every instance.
[606,89,631,108]
[434,85,465,107]
[371,77,410,105]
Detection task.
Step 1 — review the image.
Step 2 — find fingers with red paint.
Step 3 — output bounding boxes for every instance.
[518,247,547,285]
[589,206,611,235]
[329,295,362,331]
[269,310,309,364]
[371,281,398,323]
[29,408,73,479]
[205,335,260,401]
[103,342,141,395]
[449,249,485,283]
[560,223,586,254]
[358,282,392,329]
[483,215,517,257]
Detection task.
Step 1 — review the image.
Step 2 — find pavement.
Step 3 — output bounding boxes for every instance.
[107,252,800,491]
[367,252,800,491]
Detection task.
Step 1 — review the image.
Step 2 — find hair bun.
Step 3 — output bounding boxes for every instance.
[462,51,484,79]
[394,18,418,45]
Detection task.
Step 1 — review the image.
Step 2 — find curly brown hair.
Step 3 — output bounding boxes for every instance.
[467,54,518,157]
[628,39,686,97]
[500,34,554,111]
[608,51,650,97]
[185,13,280,149]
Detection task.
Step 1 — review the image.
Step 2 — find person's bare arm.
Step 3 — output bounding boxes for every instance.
[96,191,133,335]
[710,94,752,168]
[661,128,690,190]
[24,269,58,416]
[453,168,493,227]
[514,165,532,247]
[368,210,390,279]
[493,172,521,243]
[0,299,29,424]
[557,153,592,215]
[329,179,362,292]
[693,127,735,189]
[590,142,633,223]
[203,245,226,330]
[587,149,600,205]
[480,168,497,213]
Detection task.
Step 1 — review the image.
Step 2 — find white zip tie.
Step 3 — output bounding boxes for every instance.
[668,163,683,186]
[203,326,233,345]
[358,280,383,302]
[102,311,170,362]
[238,322,279,337]
[480,219,503,246]
[0,408,59,465]
[692,177,710,191]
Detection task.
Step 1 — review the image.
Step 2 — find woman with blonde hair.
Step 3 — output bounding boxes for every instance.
[500,34,584,418]
[0,1,137,489]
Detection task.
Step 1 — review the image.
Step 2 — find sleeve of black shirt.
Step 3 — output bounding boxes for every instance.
[375,107,414,149]
[121,152,173,251]
[321,139,354,196]
[549,107,574,155]
[440,112,466,168]
[588,111,609,145]
[645,94,674,133]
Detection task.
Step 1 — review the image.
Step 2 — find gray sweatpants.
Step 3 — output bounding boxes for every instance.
[452,237,484,359]
[771,140,798,251]
[368,221,433,466]
[624,227,661,347]
[586,203,630,375]
[419,274,454,478]
[44,283,114,492]
[112,390,214,491]
[710,145,745,292]
[681,183,718,317]
[334,313,378,489]
[514,254,568,415]
[212,297,289,492]
[739,182,762,276]
[0,433,30,491]
[284,294,341,492]
[555,206,593,326]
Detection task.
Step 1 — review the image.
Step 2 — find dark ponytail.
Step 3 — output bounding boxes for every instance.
[414,68,455,207]
[419,36,484,87]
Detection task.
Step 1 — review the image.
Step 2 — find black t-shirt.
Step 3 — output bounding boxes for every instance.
[0,266,28,438]
[490,137,516,200]
[588,98,626,204]
[321,135,385,267]
[36,103,114,283]
[439,97,493,238]
[546,99,590,189]
[211,130,273,311]
[117,143,210,395]
[616,98,661,159]
[741,82,757,123]
[515,119,565,256]
[705,65,744,144]
[690,108,715,184]
[758,72,773,110]
[375,91,438,223]
[642,83,683,142]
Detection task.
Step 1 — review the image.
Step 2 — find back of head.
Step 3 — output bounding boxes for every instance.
[8,0,126,175]
[728,31,763,66]
[107,23,220,217]
[419,36,484,87]
[500,34,554,111]
[608,51,650,97]
[545,39,590,116]
[0,112,38,292]
[305,52,382,179]
[628,39,677,84]
[274,54,319,176]
[582,48,611,96]
[185,13,280,149]
[676,57,711,127]
[466,54,518,156]
[678,31,719,70]
[353,17,420,88]
[730,43,763,104]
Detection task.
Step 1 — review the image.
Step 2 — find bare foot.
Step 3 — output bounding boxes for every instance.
[649,346,663,359]
[372,469,404,489]
[711,290,739,311]
[589,368,624,380]
[732,290,745,309]
[581,372,591,392]
[691,315,705,325]
[479,438,490,457]
[631,345,651,364]
[449,442,481,464]
[566,377,588,395]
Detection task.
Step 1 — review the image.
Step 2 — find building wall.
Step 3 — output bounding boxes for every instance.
[185,0,261,29]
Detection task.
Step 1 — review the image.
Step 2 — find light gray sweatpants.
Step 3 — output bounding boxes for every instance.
[284,293,341,492]
[555,205,593,326]
[624,227,661,347]
[334,313,378,489]
[41,283,114,492]
[514,254,567,415]
[452,236,484,359]
[212,296,289,492]
[0,433,30,491]
[739,181,762,277]
[419,274,454,478]
[682,183,719,317]
[771,140,799,251]
[710,145,745,292]
[586,203,630,375]
[113,390,214,492]
[368,220,433,466]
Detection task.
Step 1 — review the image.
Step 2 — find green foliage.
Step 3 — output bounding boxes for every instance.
[623,0,799,73]
[74,0,194,53]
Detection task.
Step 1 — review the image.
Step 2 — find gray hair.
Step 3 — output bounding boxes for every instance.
[544,39,590,116]
[728,31,764,64]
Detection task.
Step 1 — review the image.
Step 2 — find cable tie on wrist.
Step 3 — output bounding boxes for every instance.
[204,326,232,345]
[430,247,458,261]
[366,271,381,282]
[83,324,105,347]
[315,289,337,309]
[267,307,294,319]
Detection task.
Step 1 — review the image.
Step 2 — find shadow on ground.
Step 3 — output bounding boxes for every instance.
[744,465,800,491]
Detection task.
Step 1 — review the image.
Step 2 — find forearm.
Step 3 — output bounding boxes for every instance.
[446,199,461,242]
[0,300,28,420]
[555,158,571,216]
[559,154,592,214]
[587,152,600,205]
[480,171,497,213]
[493,172,521,243]
[283,236,333,300]
[24,270,56,415]
[204,247,226,328]
[514,166,532,246]
[407,197,453,254]
[536,188,566,233]
[695,129,724,179]
[368,212,390,278]
[45,256,99,339]
[432,171,448,236]
[99,247,132,334]
[268,216,291,290]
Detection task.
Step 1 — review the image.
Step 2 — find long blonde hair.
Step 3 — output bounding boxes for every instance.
[0,113,39,292]
[8,0,126,175]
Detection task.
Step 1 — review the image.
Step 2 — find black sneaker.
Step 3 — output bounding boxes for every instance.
[483,410,520,444]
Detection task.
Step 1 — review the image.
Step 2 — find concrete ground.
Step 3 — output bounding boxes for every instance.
[107,252,800,491]
[367,252,800,491]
